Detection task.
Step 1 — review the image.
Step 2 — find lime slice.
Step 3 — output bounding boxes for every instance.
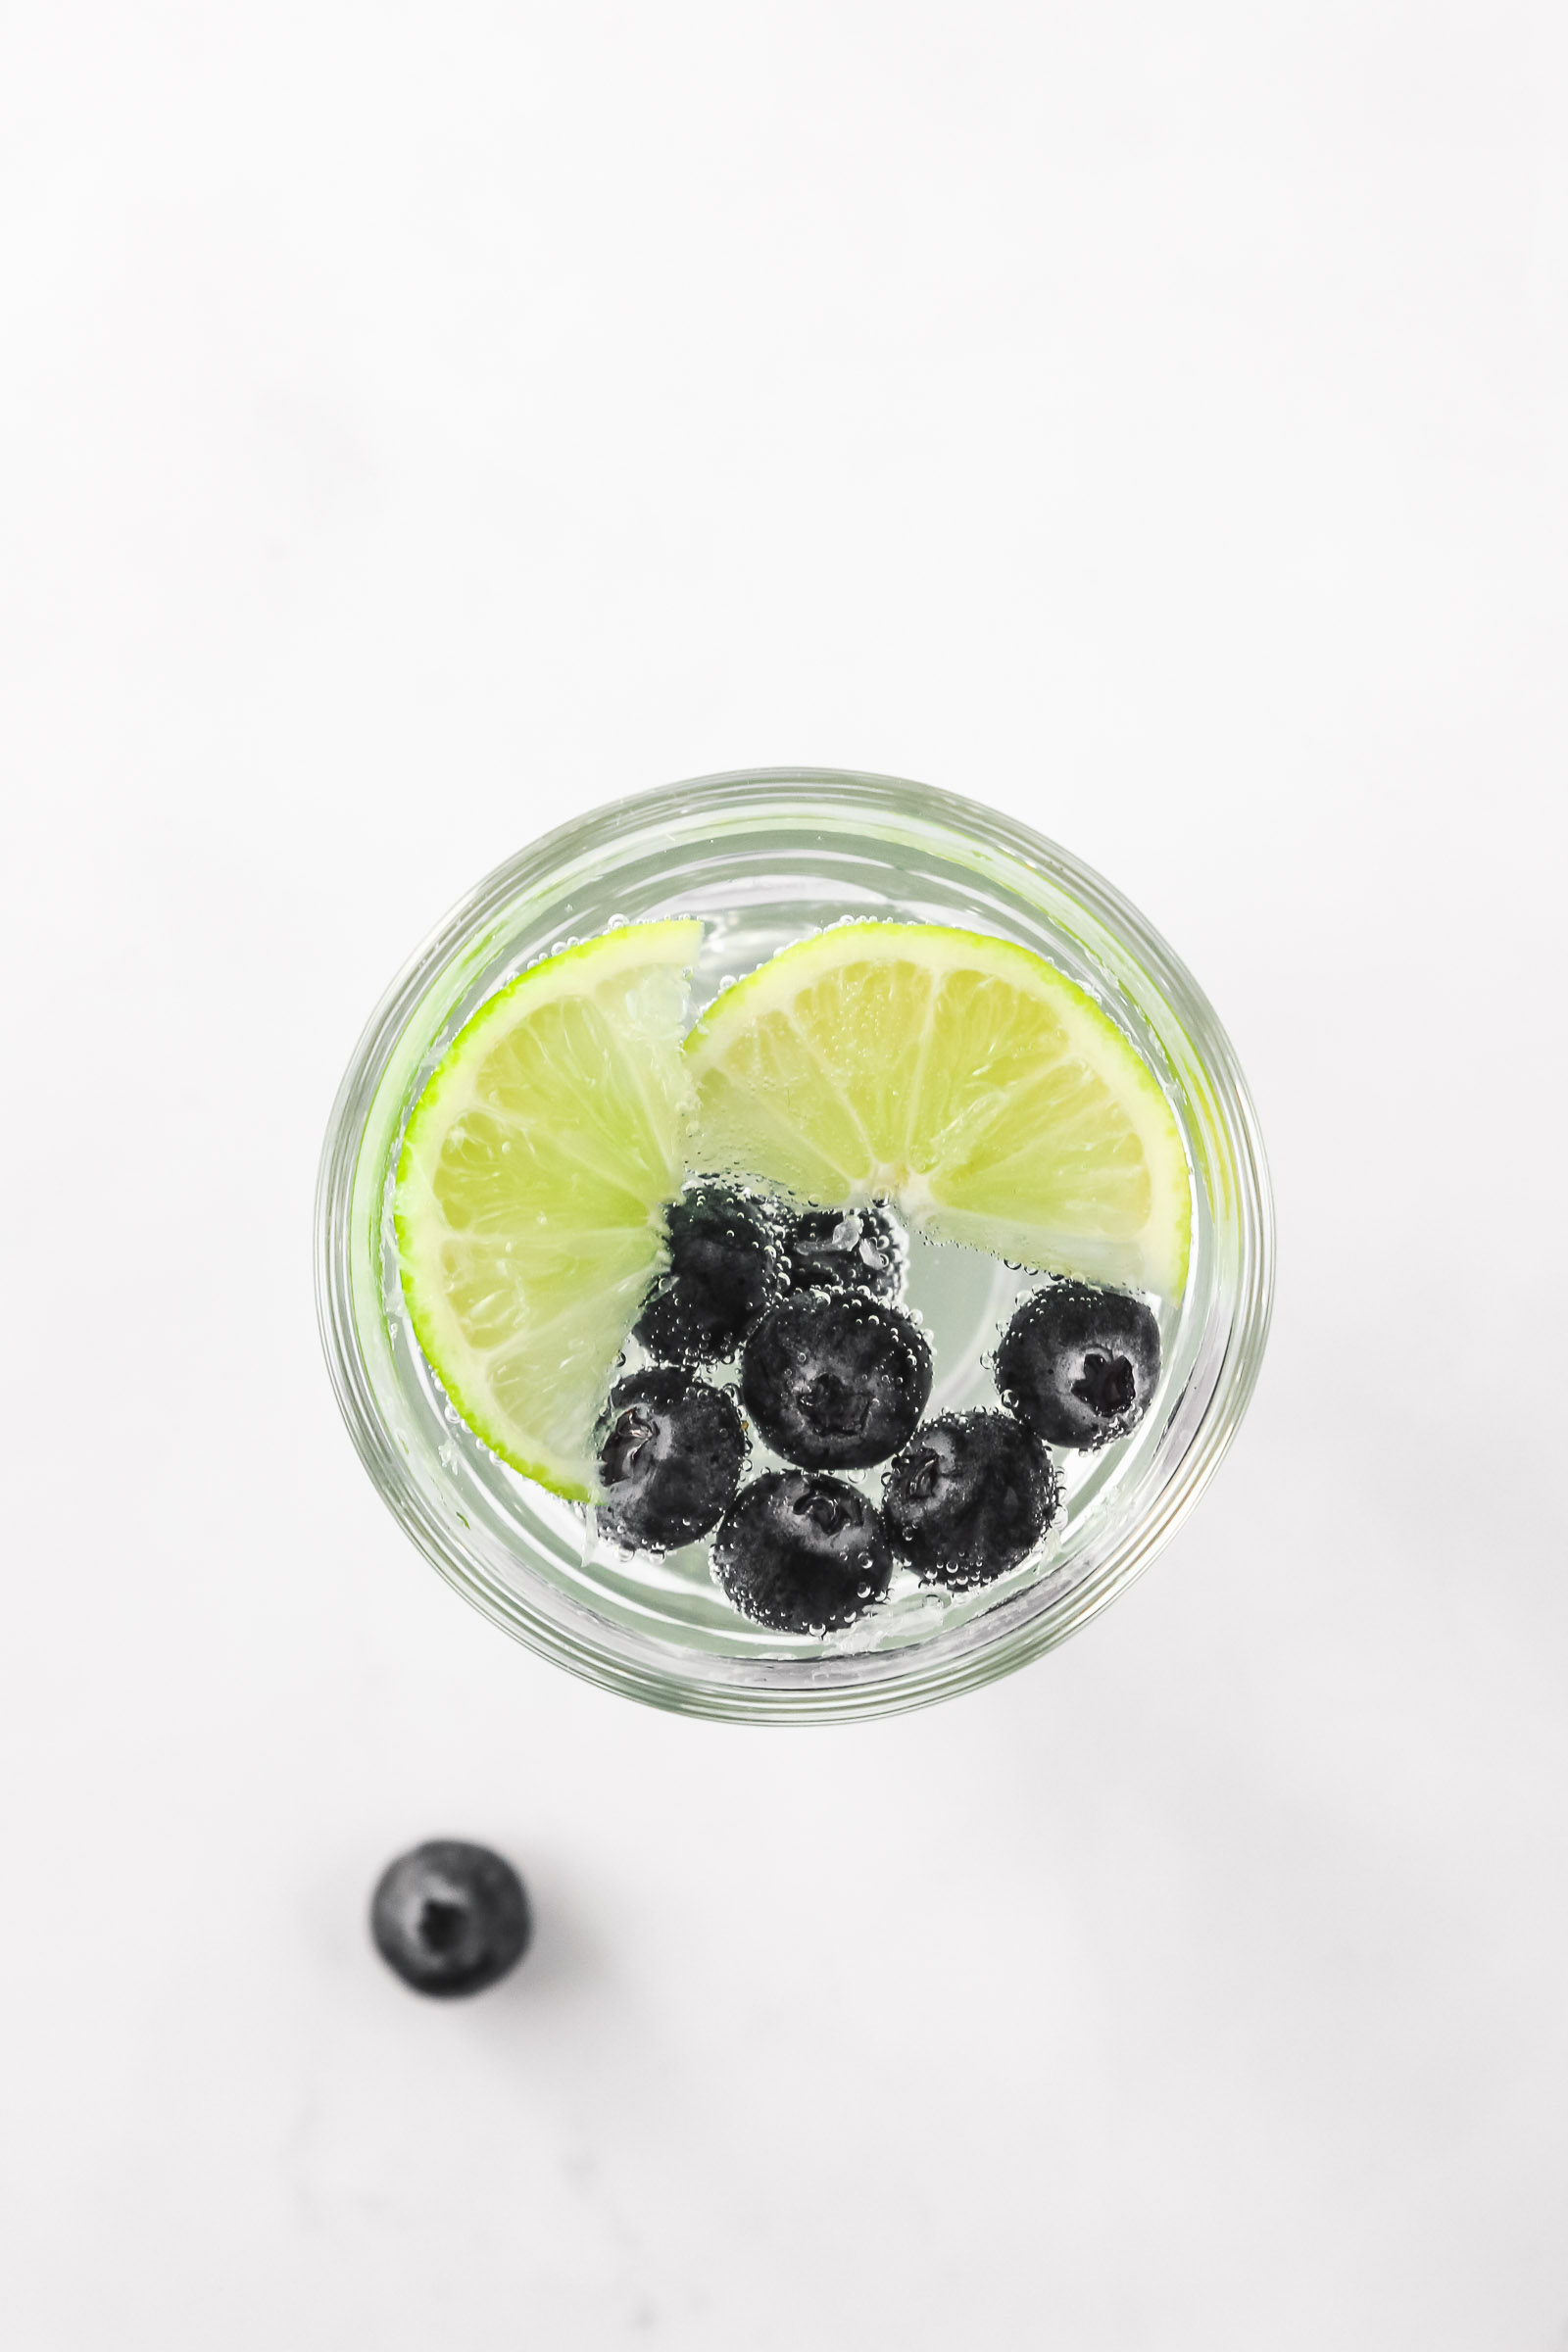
[685,923,1190,1296]
[394,920,702,1498]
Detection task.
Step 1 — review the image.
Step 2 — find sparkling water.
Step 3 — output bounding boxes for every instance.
[374,862,1200,1664]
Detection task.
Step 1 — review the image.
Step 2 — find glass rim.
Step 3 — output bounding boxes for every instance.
[315,766,1274,1724]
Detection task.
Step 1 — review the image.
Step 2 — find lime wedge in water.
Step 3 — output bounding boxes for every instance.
[685,923,1190,1296]
[394,920,702,1498]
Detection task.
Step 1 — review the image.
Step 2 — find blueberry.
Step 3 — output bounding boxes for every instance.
[596,1367,746,1551]
[741,1290,932,1470]
[369,1839,531,1997]
[635,1184,782,1366]
[995,1279,1161,1448]
[711,1469,893,1633]
[781,1200,905,1301]
[883,1409,1058,1588]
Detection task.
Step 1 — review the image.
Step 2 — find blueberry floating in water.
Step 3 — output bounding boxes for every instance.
[711,1468,893,1633]
[781,1200,905,1301]
[635,1183,782,1366]
[996,1279,1161,1449]
[883,1408,1058,1588]
[741,1290,932,1470]
[369,1839,531,1997]
[596,1366,746,1551]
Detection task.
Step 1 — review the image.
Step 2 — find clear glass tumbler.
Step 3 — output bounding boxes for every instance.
[316,768,1273,1722]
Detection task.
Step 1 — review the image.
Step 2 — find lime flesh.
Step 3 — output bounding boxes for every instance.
[685,923,1191,1296]
[393,921,702,1498]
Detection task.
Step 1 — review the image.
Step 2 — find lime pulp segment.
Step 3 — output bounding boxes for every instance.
[393,921,703,1499]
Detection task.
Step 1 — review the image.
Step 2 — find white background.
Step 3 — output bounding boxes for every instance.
[3,6,1566,2347]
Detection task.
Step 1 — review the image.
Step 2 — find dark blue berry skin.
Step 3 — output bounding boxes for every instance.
[635,1184,783,1366]
[781,1201,905,1301]
[741,1290,932,1470]
[596,1367,746,1551]
[369,1841,531,1998]
[883,1409,1058,1589]
[996,1280,1161,1449]
[711,1469,893,1633]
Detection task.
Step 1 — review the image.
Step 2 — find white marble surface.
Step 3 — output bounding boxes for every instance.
[3,7,1566,2346]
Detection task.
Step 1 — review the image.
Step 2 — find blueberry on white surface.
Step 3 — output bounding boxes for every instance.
[634,1184,782,1366]
[781,1201,905,1300]
[995,1280,1161,1449]
[883,1409,1058,1588]
[741,1290,932,1470]
[596,1367,746,1551]
[711,1469,893,1633]
[369,1840,531,1997]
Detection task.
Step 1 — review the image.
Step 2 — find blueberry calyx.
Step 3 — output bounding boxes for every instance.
[601,1401,658,1481]
[1072,1348,1136,1419]
[369,1839,531,1998]
[417,1900,466,1952]
[902,1446,944,1501]
[804,1368,873,1437]
[795,1485,857,1537]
